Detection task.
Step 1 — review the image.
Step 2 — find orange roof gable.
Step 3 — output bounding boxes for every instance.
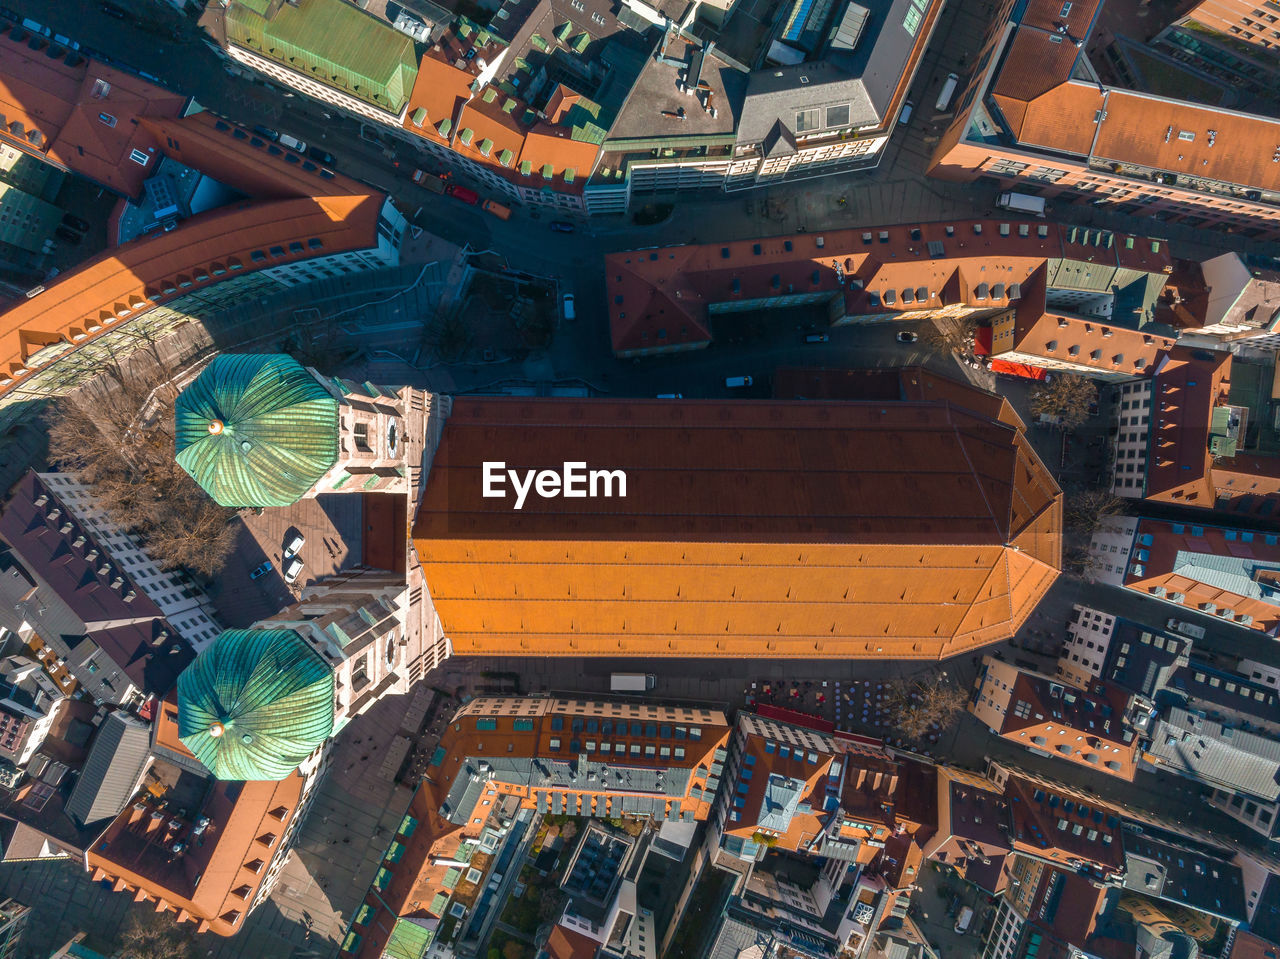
[402,53,474,144]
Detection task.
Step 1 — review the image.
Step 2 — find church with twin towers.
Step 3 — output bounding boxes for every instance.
[169,352,1061,786]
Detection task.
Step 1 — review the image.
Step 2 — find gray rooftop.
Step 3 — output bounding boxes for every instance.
[1121,828,1246,921]
[758,773,805,833]
[606,38,746,141]
[731,0,929,144]
[1104,621,1187,698]
[1146,707,1280,801]
[65,712,152,828]
[440,752,695,824]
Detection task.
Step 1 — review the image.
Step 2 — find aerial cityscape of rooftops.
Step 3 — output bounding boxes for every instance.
[4,0,1280,958]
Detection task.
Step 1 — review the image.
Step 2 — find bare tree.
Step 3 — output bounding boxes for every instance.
[1064,488,1127,537]
[46,371,237,579]
[886,674,969,739]
[115,912,195,959]
[1030,374,1097,430]
[921,315,978,354]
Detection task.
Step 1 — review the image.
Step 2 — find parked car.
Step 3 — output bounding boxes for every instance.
[725,375,753,388]
[805,333,829,343]
[656,393,683,399]
[252,125,280,141]
[61,213,90,232]
[896,331,918,343]
[55,226,82,244]
[278,133,307,152]
[100,2,129,18]
[562,293,576,320]
[284,534,305,558]
[898,101,914,125]
[249,560,273,580]
[444,184,480,205]
[309,148,336,165]
[283,556,304,585]
[550,221,575,233]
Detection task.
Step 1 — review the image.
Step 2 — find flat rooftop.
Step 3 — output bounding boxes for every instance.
[607,38,745,140]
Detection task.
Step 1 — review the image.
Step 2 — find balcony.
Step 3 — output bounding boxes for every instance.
[1088,157,1278,207]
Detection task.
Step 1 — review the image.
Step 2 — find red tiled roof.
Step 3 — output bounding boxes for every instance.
[608,220,1172,363]
[546,925,600,959]
[0,23,187,197]
[413,397,1062,659]
[1143,347,1231,505]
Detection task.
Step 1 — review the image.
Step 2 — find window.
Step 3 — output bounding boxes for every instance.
[98,112,117,127]
[795,109,821,132]
[825,104,850,128]
[129,149,150,166]
[476,718,497,731]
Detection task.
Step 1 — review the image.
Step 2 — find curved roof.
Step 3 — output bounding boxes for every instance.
[177,628,334,781]
[175,354,338,507]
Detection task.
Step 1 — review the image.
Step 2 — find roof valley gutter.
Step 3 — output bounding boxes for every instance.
[1086,87,1108,166]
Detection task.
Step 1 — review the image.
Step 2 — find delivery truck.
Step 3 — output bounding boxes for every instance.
[995,192,1046,216]
[411,169,446,193]
[935,72,960,112]
[610,673,656,693]
[445,184,481,205]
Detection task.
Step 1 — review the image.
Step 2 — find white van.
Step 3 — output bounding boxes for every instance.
[954,906,974,934]
[725,375,753,388]
[898,100,914,126]
[278,133,307,153]
[935,73,960,112]
[562,293,576,320]
[996,191,1047,216]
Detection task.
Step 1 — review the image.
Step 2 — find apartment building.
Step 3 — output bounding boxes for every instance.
[0,655,66,767]
[1057,605,1116,688]
[1108,344,1280,517]
[1097,517,1280,633]
[980,856,1111,959]
[413,392,1062,661]
[971,656,1149,780]
[0,108,406,472]
[0,900,27,959]
[606,221,1176,378]
[342,696,730,958]
[927,0,1280,238]
[35,472,222,650]
[1152,0,1280,102]
[0,472,194,707]
[1164,253,1280,345]
[0,21,188,199]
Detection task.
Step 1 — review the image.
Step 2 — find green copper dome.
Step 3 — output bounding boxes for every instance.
[175,354,339,508]
[177,628,335,781]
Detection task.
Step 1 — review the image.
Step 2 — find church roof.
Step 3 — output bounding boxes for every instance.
[177,628,334,781]
[174,354,338,507]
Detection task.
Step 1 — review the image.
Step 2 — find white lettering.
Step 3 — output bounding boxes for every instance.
[562,461,587,498]
[482,462,506,498]
[509,468,536,510]
[483,463,627,509]
[591,469,627,499]
[535,470,561,499]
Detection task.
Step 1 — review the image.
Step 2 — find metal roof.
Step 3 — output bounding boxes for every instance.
[65,712,152,827]
[383,917,435,959]
[225,0,419,114]
[1146,707,1280,800]
[175,354,338,508]
[177,628,335,781]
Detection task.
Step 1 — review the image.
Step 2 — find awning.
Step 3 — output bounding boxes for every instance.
[990,358,1048,380]
[974,326,993,357]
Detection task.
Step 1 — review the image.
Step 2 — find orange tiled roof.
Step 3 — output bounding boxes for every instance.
[0,192,383,389]
[0,24,187,197]
[412,397,1062,660]
[88,774,303,936]
[401,54,473,145]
